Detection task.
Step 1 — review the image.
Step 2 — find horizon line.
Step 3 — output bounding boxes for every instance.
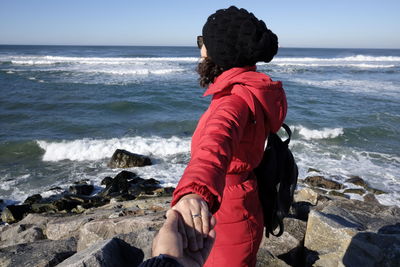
[0,43,399,50]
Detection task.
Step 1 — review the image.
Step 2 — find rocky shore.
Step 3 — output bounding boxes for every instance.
[1,150,399,266]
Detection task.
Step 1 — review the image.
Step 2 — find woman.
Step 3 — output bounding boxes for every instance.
[172,6,287,266]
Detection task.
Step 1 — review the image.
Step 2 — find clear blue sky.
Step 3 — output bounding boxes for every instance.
[0,0,399,48]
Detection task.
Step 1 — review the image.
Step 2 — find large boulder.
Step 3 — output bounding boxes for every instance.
[108,149,152,168]
[46,216,95,241]
[0,224,44,248]
[0,238,76,267]
[77,212,165,259]
[304,199,400,266]
[257,217,307,266]
[56,238,143,267]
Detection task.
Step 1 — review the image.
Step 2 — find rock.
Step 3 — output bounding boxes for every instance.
[0,224,44,248]
[1,205,31,223]
[99,171,133,197]
[115,170,137,181]
[23,194,43,205]
[0,238,76,267]
[346,176,386,195]
[256,249,290,267]
[111,194,136,202]
[316,194,332,204]
[77,212,165,257]
[56,238,143,267]
[99,171,163,201]
[73,179,90,185]
[342,224,400,266]
[153,187,175,197]
[343,188,366,195]
[363,193,380,204]
[53,196,82,212]
[69,184,94,196]
[129,177,145,184]
[18,213,57,230]
[50,194,108,213]
[31,203,58,213]
[49,186,63,191]
[101,176,113,187]
[71,205,87,214]
[366,187,386,195]
[346,176,368,187]
[304,176,344,190]
[108,149,152,168]
[46,216,94,241]
[304,199,400,266]
[294,188,319,205]
[101,196,171,212]
[258,217,307,265]
[114,229,160,260]
[328,190,350,199]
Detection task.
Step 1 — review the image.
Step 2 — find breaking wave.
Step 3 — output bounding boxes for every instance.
[294,125,344,140]
[37,136,191,162]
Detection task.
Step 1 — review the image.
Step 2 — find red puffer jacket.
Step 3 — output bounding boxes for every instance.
[172,66,287,266]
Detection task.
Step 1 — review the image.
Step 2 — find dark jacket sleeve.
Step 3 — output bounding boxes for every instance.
[139,254,183,267]
[171,95,250,213]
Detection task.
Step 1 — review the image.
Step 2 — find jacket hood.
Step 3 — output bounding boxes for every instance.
[204,66,287,133]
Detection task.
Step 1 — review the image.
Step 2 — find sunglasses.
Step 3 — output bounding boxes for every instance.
[197,36,204,49]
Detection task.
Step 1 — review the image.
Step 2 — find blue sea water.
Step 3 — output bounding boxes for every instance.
[0,45,399,206]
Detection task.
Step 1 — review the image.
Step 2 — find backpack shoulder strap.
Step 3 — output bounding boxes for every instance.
[281,123,292,145]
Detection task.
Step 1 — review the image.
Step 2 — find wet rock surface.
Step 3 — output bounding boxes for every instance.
[108,149,152,168]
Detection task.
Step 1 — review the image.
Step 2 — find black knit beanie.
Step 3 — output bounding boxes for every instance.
[202,6,278,69]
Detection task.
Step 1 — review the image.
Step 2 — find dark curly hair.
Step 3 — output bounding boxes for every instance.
[196,57,226,88]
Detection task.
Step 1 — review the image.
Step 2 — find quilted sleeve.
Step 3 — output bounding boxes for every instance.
[171,94,250,213]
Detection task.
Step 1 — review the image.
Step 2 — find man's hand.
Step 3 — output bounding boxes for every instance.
[152,209,216,267]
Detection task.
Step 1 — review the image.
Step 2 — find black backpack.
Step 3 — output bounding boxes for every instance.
[254,123,298,237]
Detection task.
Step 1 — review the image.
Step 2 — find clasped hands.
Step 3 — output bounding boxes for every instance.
[152,194,215,267]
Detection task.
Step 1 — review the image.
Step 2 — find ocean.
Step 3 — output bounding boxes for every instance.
[0,45,399,206]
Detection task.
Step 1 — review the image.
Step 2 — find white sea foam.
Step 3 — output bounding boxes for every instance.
[257,55,400,70]
[93,68,186,75]
[0,174,31,191]
[37,136,191,162]
[2,55,199,66]
[273,55,400,63]
[294,125,344,140]
[3,54,399,68]
[290,139,400,206]
[261,62,397,69]
[292,78,400,98]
